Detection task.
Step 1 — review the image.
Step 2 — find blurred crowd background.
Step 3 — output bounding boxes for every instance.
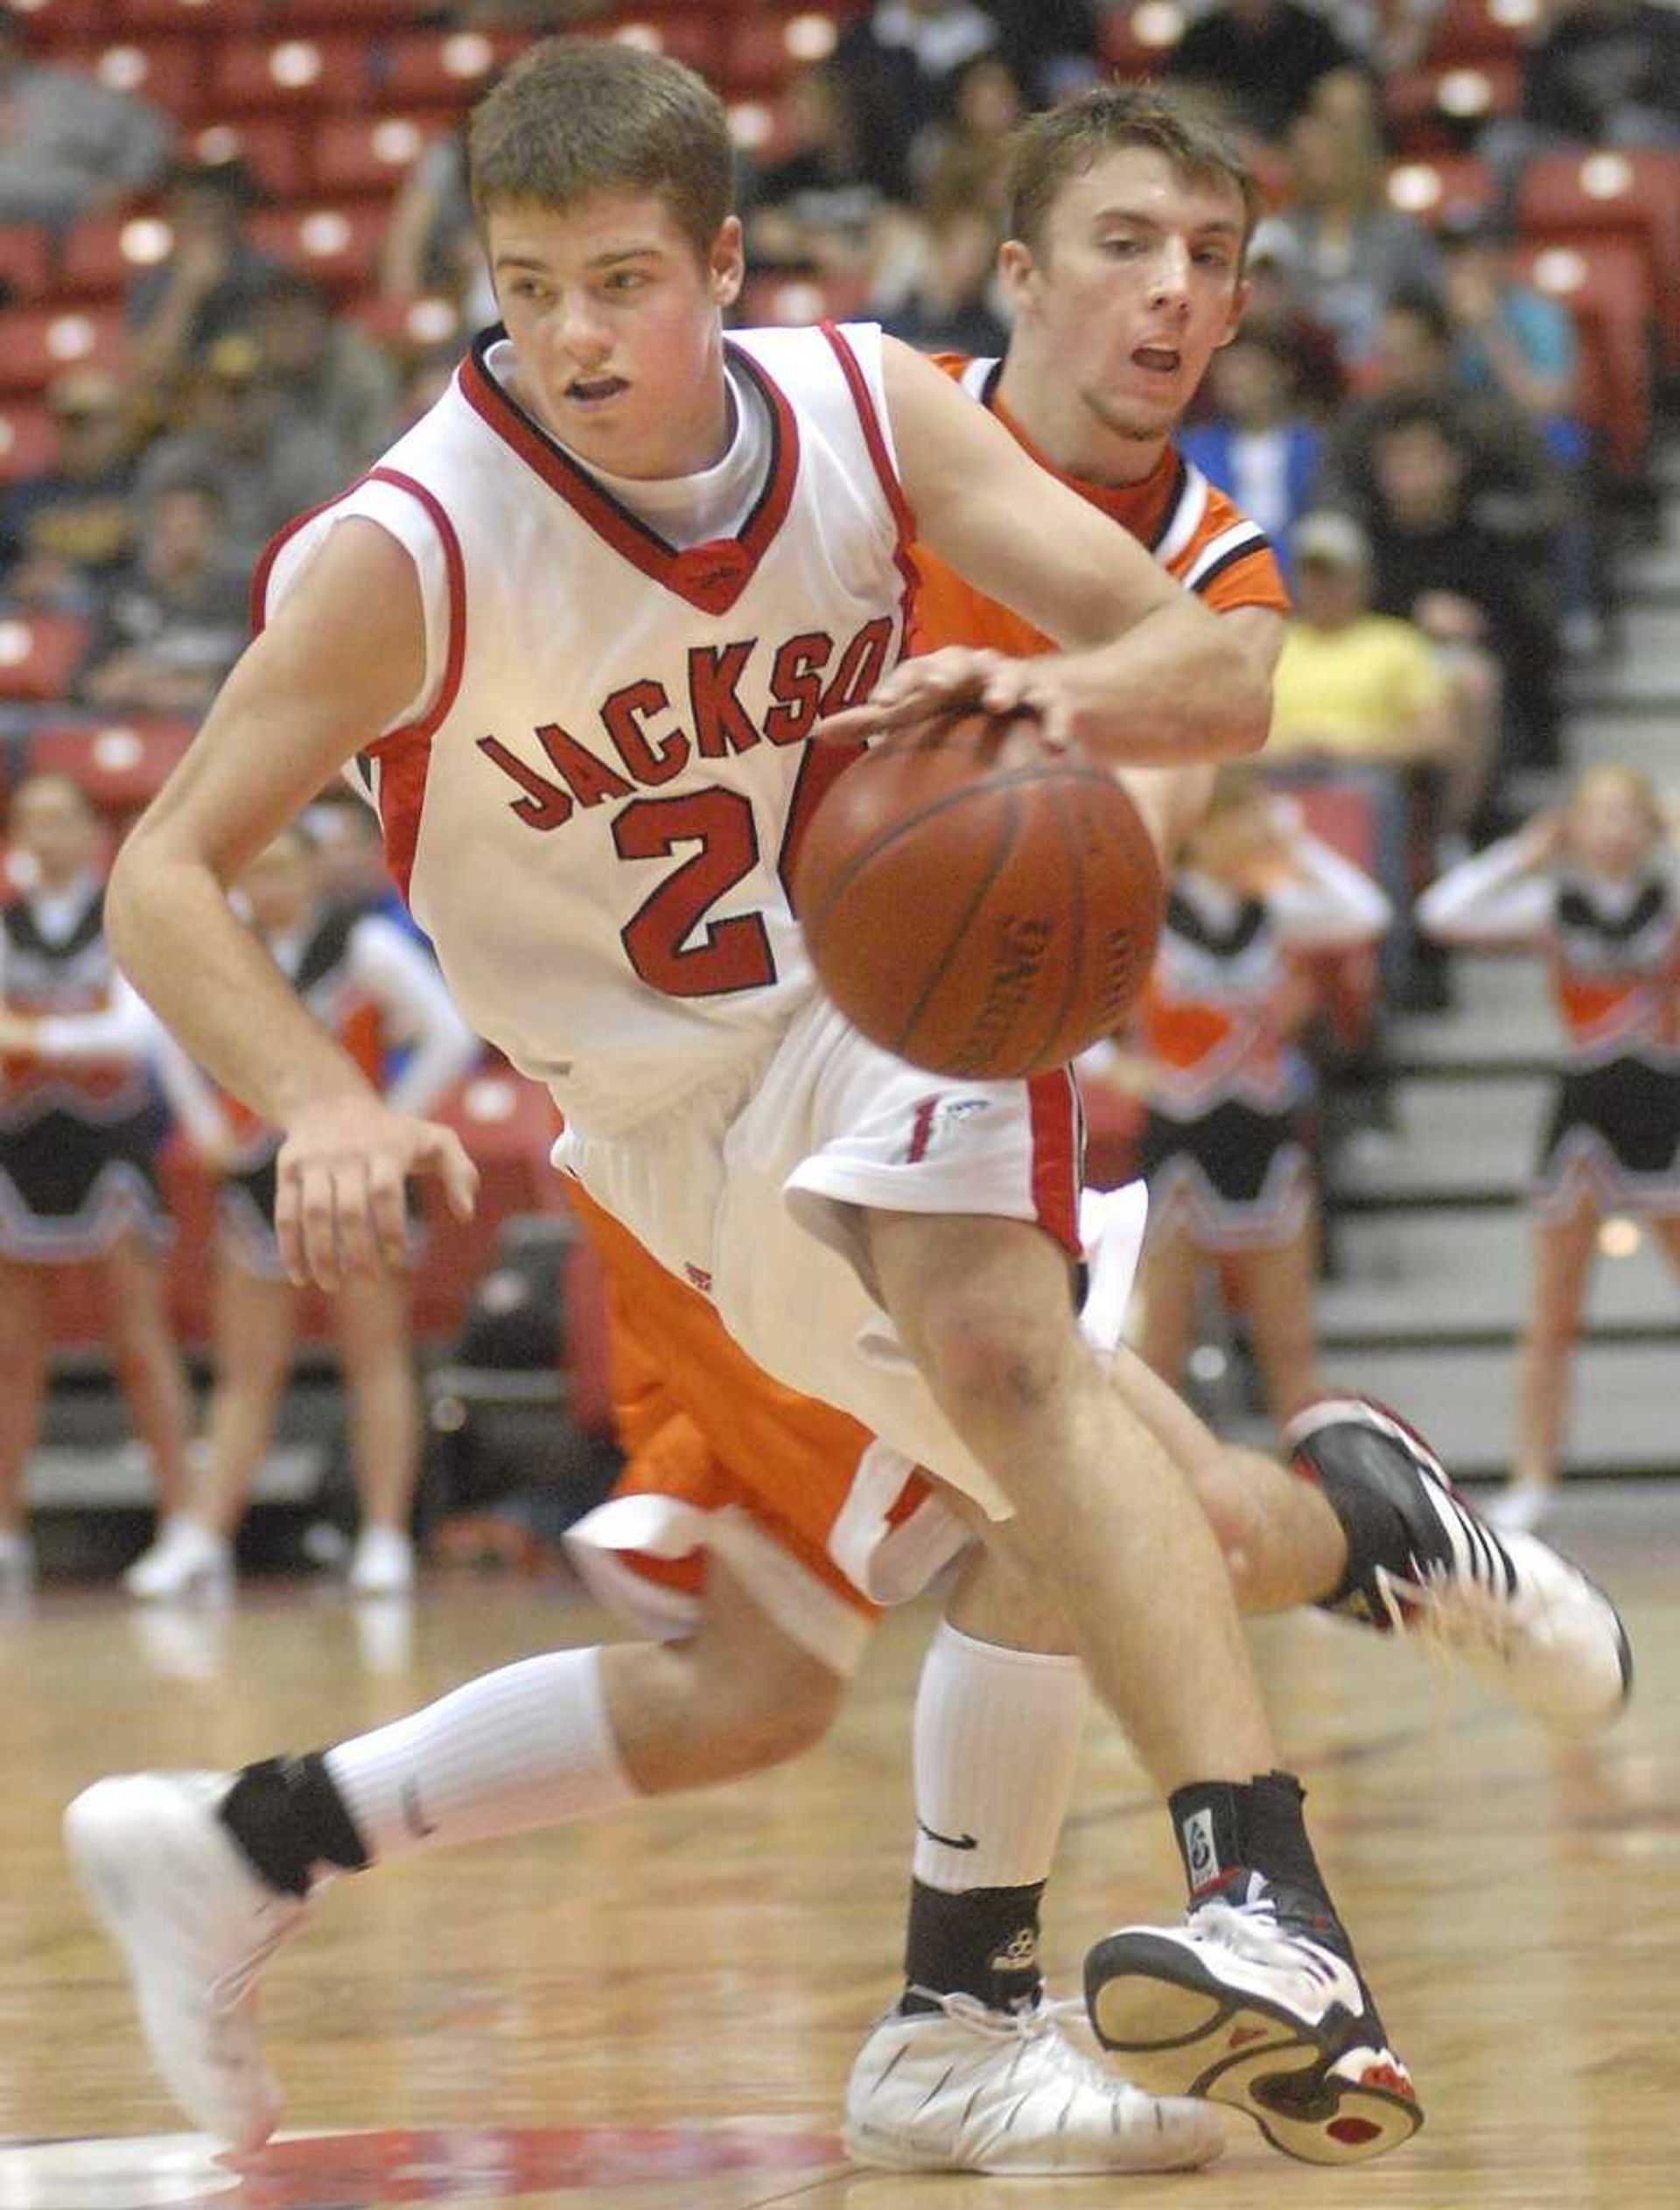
[0,0,1675,1580]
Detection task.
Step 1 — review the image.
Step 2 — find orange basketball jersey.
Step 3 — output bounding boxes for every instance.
[911,353,1291,657]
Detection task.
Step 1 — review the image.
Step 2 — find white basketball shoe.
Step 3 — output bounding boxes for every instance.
[122,1518,233,1603]
[1085,1872,1421,2166]
[64,1771,306,2151]
[1284,1396,1632,1731]
[844,1989,1225,2174]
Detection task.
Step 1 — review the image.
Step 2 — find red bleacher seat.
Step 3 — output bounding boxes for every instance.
[0,225,51,302]
[0,306,129,397]
[1385,59,1520,154]
[25,718,196,815]
[56,212,176,302]
[113,0,265,28]
[1099,0,1188,76]
[312,113,450,199]
[187,118,313,202]
[9,0,104,45]
[1512,238,1655,475]
[0,402,60,485]
[93,38,206,122]
[267,0,418,24]
[207,34,367,115]
[608,11,727,78]
[249,202,390,296]
[374,29,530,108]
[1423,0,1530,66]
[347,292,465,355]
[0,612,90,703]
[1516,150,1680,367]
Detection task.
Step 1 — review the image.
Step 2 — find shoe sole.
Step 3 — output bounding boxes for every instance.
[840,2119,1217,2178]
[1085,1934,1423,2166]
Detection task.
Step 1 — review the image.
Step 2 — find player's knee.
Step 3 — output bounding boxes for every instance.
[710,1652,844,1774]
[915,1284,1069,1427]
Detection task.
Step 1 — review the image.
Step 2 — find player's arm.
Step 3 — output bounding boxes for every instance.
[844,338,1271,763]
[106,519,477,1284]
[1117,607,1285,862]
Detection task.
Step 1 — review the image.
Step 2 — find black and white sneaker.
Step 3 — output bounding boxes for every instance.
[1084,1871,1421,2166]
[1284,1395,1633,1733]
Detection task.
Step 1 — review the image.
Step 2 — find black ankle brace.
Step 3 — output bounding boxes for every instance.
[1168,1772,1333,1911]
[220,1753,369,1899]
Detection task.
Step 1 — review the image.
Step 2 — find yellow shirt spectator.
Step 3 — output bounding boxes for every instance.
[1269,611,1452,763]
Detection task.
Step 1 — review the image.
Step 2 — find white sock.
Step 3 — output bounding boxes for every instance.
[913,1619,1087,1894]
[325,1647,640,1864]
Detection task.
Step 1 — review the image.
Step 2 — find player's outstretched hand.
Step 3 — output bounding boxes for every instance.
[818,647,1071,749]
[276,1094,479,1291]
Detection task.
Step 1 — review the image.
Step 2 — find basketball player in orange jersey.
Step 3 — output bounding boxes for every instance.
[556,81,1631,2172]
[64,42,1628,2175]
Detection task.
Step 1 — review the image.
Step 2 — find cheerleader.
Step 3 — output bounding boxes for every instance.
[1118,770,1390,1425]
[127,818,480,1599]
[1416,766,1680,1531]
[0,773,192,1598]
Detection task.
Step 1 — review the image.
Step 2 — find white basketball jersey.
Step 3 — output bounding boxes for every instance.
[256,321,914,1135]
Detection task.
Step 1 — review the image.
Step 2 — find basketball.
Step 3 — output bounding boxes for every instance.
[794,709,1164,1080]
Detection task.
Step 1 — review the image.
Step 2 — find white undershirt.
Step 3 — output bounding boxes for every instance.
[572,363,772,549]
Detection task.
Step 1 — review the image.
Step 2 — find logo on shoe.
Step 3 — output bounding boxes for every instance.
[990,1926,1040,1974]
[1182,1808,1219,1885]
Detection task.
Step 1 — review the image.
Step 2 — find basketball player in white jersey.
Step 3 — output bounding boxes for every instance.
[63,39,1624,2172]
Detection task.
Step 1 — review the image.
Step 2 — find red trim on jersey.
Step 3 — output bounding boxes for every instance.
[360,466,467,906]
[818,321,919,645]
[456,333,801,617]
[248,476,368,636]
[1026,1067,1081,1255]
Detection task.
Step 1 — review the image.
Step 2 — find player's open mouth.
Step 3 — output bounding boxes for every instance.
[566,376,629,405]
[1132,346,1181,374]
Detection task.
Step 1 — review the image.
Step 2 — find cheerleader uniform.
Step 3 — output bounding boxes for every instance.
[157,898,480,1276]
[1133,836,1391,1249]
[0,874,170,1261]
[1417,836,1680,1218]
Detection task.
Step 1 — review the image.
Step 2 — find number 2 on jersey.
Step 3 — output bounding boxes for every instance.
[614,789,775,997]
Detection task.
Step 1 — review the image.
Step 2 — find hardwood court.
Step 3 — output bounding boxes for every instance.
[3,1486,1676,2210]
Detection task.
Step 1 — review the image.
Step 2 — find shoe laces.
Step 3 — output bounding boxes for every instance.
[1373,1551,1539,1668]
[207,1900,303,2015]
[903,1987,1083,2042]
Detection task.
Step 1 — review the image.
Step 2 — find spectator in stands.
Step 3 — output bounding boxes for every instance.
[832,0,1003,199]
[1360,398,1564,775]
[1417,766,1680,1534]
[1264,508,1490,1000]
[0,774,193,1602]
[1238,220,1348,417]
[379,128,496,332]
[1121,769,1390,1426]
[988,0,1102,100]
[133,332,346,574]
[0,368,138,611]
[1164,0,1361,146]
[77,476,249,718]
[131,820,480,1601]
[1179,324,1324,580]
[0,3,172,228]
[249,272,401,479]
[1516,0,1680,152]
[127,157,287,390]
[744,64,887,282]
[1269,98,1439,368]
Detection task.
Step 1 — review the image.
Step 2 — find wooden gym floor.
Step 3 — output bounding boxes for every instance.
[2,1484,1675,2210]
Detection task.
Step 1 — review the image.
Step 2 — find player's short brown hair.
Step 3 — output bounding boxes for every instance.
[469,35,734,261]
[1007,81,1262,263]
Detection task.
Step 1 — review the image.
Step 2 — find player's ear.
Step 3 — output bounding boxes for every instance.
[710,216,746,309]
[1214,276,1252,350]
[996,237,1037,316]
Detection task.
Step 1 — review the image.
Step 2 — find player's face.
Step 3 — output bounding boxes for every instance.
[487,192,745,479]
[1002,147,1250,443]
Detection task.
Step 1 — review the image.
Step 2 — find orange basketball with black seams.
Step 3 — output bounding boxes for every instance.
[794,708,1164,1080]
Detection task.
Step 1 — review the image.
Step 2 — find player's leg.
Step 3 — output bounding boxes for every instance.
[1503,1186,1599,1531]
[1224,1218,1323,1427]
[0,1255,48,1596]
[867,1203,1420,2163]
[100,1227,194,1521]
[331,1266,422,1596]
[64,1552,848,2152]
